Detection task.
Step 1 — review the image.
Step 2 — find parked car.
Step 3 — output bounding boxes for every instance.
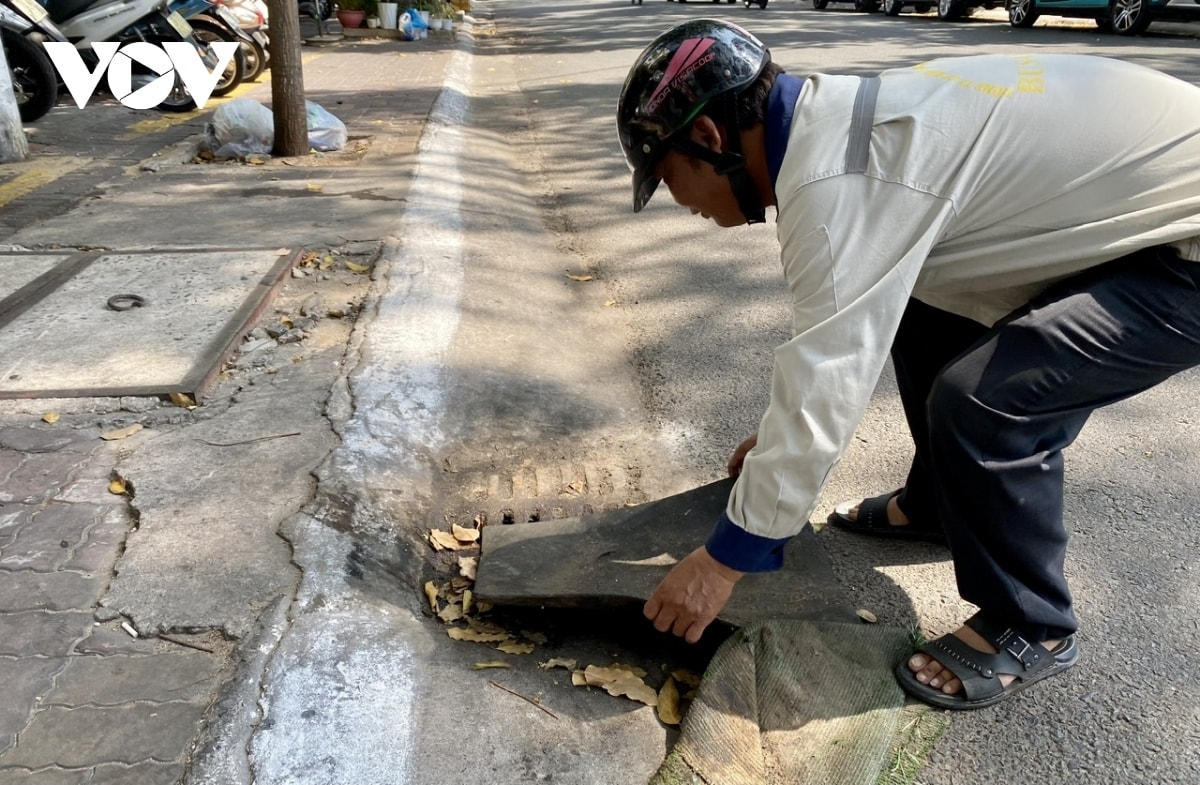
[1007,0,1200,34]
[929,0,1004,19]
[811,0,882,12]
[881,0,934,15]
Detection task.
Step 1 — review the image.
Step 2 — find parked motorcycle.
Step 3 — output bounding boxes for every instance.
[41,0,223,111]
[169,0,249,94]
[0,0,68,121]
[219,0,268,82]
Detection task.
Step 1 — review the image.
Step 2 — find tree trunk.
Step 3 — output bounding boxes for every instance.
[0,39,29,163]
[268,0,308,157]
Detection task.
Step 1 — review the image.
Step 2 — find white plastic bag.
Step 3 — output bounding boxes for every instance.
[205,99,347,157]
[305,100,347,152]
[206,97,274,159]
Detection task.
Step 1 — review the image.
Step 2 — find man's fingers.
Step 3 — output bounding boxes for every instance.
[684,619,709,644]
[652,608,676,633]
[643,596,662,621]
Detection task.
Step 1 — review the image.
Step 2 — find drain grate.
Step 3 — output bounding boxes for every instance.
[440,462,647,530]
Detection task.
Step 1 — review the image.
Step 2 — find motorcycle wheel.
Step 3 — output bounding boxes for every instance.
[2,29,59,122]
[189,19,246,96]
[241,36,267,82]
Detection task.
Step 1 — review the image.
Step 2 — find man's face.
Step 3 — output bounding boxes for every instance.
[655,132,744,228]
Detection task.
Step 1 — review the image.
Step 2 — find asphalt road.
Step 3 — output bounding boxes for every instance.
[459,1,1200,782]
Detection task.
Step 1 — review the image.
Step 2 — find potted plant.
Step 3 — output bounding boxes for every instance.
[335,0,372,28]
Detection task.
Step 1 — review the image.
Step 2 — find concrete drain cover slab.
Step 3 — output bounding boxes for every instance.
[476,477,852,627]
[0,249,297,400]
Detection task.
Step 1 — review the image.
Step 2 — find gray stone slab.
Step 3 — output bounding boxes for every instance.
[476,478,853,627]
[0,571,103,612]
[0,504,33,550]
[0,611,93,656]
[0,255,71,300]
[0,657,67,757]
[45,652,222,707]
[0,250,295,400]
[2,702,204,768]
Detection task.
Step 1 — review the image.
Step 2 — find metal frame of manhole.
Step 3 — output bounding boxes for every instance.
[0,247,300,402]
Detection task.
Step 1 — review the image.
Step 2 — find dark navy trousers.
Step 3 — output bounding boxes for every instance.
[890,246,1200,641]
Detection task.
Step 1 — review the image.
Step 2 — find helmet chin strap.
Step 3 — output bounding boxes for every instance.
[671,95,766,225]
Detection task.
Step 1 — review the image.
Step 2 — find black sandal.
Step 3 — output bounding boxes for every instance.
[826,489,946,544]
[895,613,1080,710]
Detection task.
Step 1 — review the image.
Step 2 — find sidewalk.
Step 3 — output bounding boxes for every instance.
[0,19,464,785]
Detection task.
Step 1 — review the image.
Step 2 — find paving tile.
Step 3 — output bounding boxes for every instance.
[0,658,67,757]
[61,508,130,575]
[0,505,34,550]
[90,761,182,785]
[46,652,222,707]
[2,703,205,769]
[0,766,89,785]
[0,612,94,657]
[0,571,104,613]
[0,452,20,481]
[0,428,88,454]
[53,451,123,507]
[1,453,93,504]
[71,626,158,657]
[0,505,105,571]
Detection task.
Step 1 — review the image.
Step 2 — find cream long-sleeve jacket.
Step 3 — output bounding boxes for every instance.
[707,53,1200,572]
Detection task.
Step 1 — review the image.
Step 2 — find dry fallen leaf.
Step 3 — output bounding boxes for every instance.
[462,589,474,615]
[108,477,127,495]
[856,608,878,624]
[495,640,535,655]
[604,299,618,307]
[580,665,658,707]
[169,392,196,409]
[459,556,478,580]
[603,676,658,707]
[101,424,144,441]
[42,412,59,424]
[539,658,578,672]
[345,261,370,273]
[428,529,471,551]
[565,273,594,282]
[657,677,682,726]
[276,247,291,256]
[476,600,494,614]
[306,182,323,192]
[424,580,440,612]
[571,670,588,687]
[473,661,512,670]
[438,603,464,623]
[451,523,480,544]
[447,627,511,644]
[320,255,334,270]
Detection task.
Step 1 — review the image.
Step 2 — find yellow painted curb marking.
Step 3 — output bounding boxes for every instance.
[0,156,92,209]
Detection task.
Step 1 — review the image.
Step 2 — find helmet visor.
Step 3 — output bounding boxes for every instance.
[633,165,661,213]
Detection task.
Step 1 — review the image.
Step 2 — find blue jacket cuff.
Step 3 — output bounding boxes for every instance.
[704,512,790,573]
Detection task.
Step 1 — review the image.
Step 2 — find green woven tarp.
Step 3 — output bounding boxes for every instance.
[651,620,934,785]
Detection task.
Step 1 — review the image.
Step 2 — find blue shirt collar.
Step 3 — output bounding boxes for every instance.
[766,73,805,192]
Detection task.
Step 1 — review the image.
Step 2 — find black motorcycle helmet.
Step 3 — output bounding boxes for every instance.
[617,19,771,223]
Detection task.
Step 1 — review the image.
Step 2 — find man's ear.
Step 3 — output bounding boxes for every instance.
[689,116,725,153]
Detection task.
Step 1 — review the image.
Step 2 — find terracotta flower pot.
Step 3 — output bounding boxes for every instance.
[336,8,365,27]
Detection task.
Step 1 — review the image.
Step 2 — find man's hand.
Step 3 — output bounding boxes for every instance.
[727,433,758,476]
[644,546,745,643]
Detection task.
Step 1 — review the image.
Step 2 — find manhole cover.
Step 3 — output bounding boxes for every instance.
[0,248,297,400]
